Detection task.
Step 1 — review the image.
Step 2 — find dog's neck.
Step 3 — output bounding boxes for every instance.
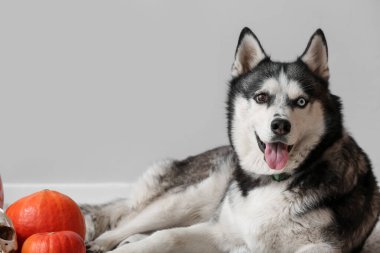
[271,173,291,182]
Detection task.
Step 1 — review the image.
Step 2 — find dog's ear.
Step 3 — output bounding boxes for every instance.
[232,27,267,77]
[300,29,329,81]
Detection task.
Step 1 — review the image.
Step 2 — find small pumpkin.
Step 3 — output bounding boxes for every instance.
[21,231,85,253]
[5,190,85,251]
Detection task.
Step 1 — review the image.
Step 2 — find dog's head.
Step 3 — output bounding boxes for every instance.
[228,28,341,175]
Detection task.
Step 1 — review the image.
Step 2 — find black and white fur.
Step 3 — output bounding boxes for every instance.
[83,28,380,253]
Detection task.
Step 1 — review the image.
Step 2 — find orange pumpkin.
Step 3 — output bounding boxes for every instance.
[21,231,85,253]
[5,190,86,251]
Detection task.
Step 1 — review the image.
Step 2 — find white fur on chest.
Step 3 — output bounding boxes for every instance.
[217,181,333,253]
[218,182,292,252]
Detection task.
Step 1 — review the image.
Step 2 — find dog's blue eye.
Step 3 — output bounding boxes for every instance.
[254,93,269,104]
[296,97,308,108]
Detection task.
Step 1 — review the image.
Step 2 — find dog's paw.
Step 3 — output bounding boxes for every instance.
[86,239,117,253]
[86,231,121,253]
[118,234,149,246]
[86,241,107,253]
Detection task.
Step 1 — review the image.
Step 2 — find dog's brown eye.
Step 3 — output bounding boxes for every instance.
[254,93,269,104]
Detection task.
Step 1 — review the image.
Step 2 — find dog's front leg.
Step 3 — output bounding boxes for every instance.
[295,243,341,253]
[229,246,251,253]
[110,222,223,253]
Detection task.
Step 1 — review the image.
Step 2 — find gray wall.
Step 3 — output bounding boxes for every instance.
[1,0,379,184]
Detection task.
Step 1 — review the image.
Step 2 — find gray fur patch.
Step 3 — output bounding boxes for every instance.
[159,146,233,193]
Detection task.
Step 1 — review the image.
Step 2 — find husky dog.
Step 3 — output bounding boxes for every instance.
[84,28,380,253]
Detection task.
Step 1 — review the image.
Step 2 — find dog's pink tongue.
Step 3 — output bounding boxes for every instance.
[265,143,289,170]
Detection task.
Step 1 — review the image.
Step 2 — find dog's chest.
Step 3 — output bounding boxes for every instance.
[220,181,298,252]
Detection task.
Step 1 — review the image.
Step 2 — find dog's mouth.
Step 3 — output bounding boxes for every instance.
[255,132,293,171]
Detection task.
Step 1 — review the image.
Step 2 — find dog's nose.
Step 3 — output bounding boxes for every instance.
[271,119,291,136]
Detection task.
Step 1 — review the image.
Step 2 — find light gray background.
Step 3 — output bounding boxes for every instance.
[1,0,379,184]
